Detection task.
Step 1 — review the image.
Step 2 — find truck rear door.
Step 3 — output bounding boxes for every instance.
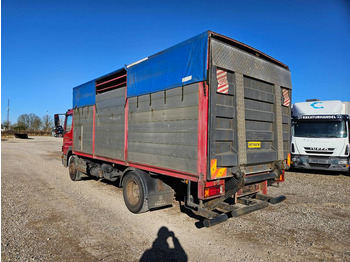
[208,36,292,180]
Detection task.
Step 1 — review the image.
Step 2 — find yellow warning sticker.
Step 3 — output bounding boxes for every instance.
[248,142,261,148]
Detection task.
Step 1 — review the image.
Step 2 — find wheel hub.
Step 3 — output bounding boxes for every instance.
[126,180,140,206]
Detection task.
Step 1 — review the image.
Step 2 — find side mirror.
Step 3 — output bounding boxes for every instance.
[54,114,60,127]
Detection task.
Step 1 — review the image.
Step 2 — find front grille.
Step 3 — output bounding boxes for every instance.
[304,147,334,155]
[305,151,333,155]
[309,163,331,168]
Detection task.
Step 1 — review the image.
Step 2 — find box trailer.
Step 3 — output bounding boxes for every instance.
[291,100,350,172]
[61,31,292,226]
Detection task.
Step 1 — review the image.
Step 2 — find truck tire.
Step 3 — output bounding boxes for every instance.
[68,155,81,181]
[123,172,148,214]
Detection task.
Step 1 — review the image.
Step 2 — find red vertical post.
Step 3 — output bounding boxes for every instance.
[71,110,74,153]
[92,105,96,157]
[197,82,209,198]
[261,181,268,195]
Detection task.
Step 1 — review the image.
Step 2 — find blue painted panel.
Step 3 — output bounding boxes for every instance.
[73,80,96,108]
[127,31,209,97]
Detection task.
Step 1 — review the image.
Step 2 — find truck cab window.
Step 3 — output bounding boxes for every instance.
[293,120,347,138]
[65,115,72,132]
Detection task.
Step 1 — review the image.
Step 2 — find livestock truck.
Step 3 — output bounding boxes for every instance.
[61,31,292,227]
[291,100,350,172]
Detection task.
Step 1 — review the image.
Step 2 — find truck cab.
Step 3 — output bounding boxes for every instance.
[291,101,350,172]
[61,109,73,167]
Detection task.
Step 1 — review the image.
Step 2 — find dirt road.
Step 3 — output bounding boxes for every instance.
[1,137,350,261]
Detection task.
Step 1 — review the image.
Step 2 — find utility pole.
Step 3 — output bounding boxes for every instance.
[46,111,49,131]
[7,99,10,130]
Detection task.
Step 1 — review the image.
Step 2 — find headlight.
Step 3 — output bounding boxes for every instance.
[338,160,348,165]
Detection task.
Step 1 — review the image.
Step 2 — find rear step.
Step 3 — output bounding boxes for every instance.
[231,200,268,217]
[255,193,286,204]
[203,213,229,228]
[201,194,286,227]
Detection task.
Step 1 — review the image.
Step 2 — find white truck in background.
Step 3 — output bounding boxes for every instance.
[291,100,350,173]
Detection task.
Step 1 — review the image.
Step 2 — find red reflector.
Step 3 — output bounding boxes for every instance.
[287,153,291,168]
[204,186,222,197]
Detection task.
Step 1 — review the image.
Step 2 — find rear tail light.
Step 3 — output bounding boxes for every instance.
[204,185,223,198]
[276,170,285,183]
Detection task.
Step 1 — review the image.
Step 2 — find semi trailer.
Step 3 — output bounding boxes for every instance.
[291,100,350,172]
[61,31,292,227]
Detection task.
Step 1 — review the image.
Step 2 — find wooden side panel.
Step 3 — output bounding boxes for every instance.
[94,87,125,160]
[73,106,94,154]
[128,84,199,174]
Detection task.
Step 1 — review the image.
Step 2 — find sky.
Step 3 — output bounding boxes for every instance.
[2,0,350,124]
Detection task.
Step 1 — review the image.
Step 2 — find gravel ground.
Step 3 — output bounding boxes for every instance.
[1,136,350,261]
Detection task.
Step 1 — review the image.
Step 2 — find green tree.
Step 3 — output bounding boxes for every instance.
[42,115,53,131]
[17,114,30,129]
[1,120,11,130]
[32,114,42,131]
[17,113,42,130]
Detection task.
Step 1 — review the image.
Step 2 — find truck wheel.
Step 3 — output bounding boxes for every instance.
[123,172,148,214]
[68,156,81,181]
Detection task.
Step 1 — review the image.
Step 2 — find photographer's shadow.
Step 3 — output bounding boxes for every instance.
[140,227,188,262]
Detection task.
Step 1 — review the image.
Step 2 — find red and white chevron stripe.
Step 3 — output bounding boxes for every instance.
[282,88,290,107]
[216,69,229,94]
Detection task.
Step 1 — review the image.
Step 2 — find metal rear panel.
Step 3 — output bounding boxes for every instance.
[274,85,284,160]
[210,39,292,176]
[94,87,125,160]
[281,90,291,158]
[128,84,199,174]
[208,67,239,180]
[211,39,292,89]
[244,77,277,165]
[73,106,94,154]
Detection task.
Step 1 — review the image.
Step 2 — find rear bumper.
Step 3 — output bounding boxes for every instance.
[201,193,286,227]
[291,155,349,172]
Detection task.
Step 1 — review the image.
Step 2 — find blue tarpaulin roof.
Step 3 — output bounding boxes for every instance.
[73,80,96,108]
[127,31,209,97]
[73,31,210,107]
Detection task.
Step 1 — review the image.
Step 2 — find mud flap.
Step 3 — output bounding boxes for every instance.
[142,174,174,210]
